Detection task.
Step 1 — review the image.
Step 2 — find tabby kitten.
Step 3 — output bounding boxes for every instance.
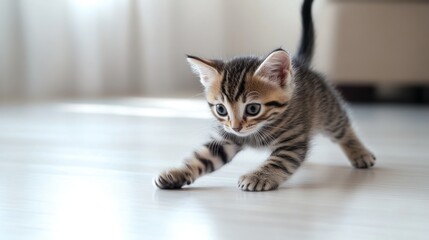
[154,0,375,191]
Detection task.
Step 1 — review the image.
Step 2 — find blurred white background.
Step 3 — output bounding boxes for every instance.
[1,0,429,101]
[1,2,429,239]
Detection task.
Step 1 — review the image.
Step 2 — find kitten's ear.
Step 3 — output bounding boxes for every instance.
[186,55,221,88]
[254,49,292,88]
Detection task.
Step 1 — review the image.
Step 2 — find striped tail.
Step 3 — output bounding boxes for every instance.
[297,0,315,67]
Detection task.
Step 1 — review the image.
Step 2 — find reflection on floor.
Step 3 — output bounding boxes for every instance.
[0,98,428,240]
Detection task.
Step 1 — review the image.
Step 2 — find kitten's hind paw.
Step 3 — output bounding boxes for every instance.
[238,172,279,192]
[154,168,193,189]
[351,152,376,169]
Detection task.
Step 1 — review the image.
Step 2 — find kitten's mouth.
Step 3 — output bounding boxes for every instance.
[226,126,258,137]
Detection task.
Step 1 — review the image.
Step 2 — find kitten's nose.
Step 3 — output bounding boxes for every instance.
[232,126,242,132]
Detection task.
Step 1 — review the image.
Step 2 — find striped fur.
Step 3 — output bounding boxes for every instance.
[154,0,375,191]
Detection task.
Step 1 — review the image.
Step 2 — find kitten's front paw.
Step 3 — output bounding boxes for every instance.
[238,172,279,191]
[154,168,193,189]
[351,152,376,169]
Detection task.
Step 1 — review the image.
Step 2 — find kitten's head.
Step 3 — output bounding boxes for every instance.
[187,49,294,137]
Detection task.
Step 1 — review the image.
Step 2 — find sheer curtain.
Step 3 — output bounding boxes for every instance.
[0,0,142,101]
[0,0,310,101]
[0,0,231,101]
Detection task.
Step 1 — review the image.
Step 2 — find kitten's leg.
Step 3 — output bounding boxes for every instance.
[238,139,308,191]
[326,113,376,168]
[335,126,376,169]
[154,140,242,189]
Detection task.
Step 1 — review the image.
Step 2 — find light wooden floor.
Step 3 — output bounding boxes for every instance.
[1,98,428,240]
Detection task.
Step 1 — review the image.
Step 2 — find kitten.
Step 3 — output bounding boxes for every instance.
[154,0,375,191]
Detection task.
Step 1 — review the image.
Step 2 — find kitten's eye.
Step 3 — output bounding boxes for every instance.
[245,103,261,116]
[216,104,228,116]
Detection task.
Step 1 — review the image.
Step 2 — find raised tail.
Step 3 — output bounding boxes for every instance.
[297,0,314,67]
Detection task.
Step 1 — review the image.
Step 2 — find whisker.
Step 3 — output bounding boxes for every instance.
[258,130,274,146]
[254,132,260,147]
